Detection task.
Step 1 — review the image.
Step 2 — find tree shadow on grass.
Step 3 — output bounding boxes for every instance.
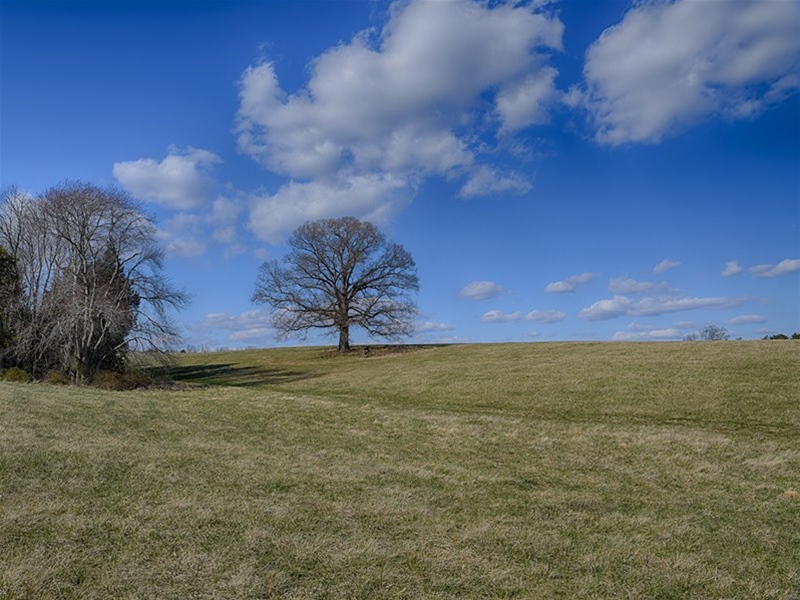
[165,363,319,388]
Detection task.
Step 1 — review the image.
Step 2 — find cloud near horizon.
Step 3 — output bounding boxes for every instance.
[611,327,682,341]
[579,294,747,321]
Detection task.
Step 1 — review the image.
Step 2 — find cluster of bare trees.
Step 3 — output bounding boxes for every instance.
[0,182,188,382]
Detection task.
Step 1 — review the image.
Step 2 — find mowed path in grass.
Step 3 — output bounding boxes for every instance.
[1,342,798,598]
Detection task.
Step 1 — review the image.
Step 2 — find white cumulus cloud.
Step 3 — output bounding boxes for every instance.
[578,0,800,145]
[236,0,563,242]
[113,147,222,210]
[578,295,632,320]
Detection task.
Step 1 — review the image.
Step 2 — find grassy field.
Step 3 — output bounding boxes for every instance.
[1,341,798,599]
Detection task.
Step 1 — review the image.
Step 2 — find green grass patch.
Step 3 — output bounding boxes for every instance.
[1,341,798,598]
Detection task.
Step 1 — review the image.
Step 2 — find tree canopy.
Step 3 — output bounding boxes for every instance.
[252,216,419,352]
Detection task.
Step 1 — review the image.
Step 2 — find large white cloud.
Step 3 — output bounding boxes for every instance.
[237,0,563,242]
[113,147,222,210]
[579,0,800,145]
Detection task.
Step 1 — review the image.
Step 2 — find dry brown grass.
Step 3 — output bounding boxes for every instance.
[1,341,798,598]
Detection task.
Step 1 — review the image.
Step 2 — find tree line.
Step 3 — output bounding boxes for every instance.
[0,182,188,384]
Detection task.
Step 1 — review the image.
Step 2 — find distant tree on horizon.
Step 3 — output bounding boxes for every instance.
[684,324,730,342]
[252,216,419,352]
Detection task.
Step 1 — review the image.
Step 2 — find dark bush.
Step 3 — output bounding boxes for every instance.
[44,370,70,385]
[1,366,30,383]
[93,369,154,391]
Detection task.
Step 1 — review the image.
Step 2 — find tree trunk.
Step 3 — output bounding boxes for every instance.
[337,324,350,352]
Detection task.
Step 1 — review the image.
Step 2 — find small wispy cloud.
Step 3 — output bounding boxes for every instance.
[608,277,673,295]
[192,309,275,344]
[727,314,767,325]
[611,327,682,341]
[524,309,566,324]
[749,258,800,278]
[653,259,681,274]
[459,281,507,301]
[545,272,596,293]
[155,213,207,258]
[481,310,522,323]
[482,309,565,324]
[416,320,454,332]
[722,260,743,277]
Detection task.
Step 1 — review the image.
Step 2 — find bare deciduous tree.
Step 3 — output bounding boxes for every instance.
[684,324,730,342]
[0,182,188,381]
[252,217,419,352]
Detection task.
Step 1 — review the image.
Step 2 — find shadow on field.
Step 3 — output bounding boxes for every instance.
[167,363,318,388]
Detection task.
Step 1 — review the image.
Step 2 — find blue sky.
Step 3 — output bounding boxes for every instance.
[1,0,798,348]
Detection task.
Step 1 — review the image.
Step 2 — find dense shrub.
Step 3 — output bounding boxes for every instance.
[1,366,30,383]
[93,369,154,391]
